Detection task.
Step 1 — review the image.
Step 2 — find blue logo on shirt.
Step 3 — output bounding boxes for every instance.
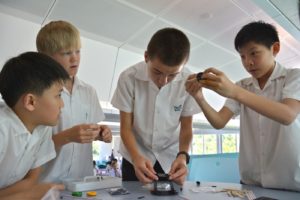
[174,105,182,112]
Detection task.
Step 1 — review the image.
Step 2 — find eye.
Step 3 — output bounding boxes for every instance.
[168,74,176,79]
[62,51,72,56]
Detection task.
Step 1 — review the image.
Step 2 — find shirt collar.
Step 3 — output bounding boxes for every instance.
[63,76,84,93]
[2,104,30,136]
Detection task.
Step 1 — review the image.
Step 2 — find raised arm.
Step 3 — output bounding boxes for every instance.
[185,74,233,129]
[202,67,300,125]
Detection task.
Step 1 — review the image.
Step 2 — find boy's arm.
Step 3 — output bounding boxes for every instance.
[185,74,234,129]
[1,183,65,200]
[120,111,157,184]
[0,167,41,197]
[169,116,193,184]
[196,96,234,129]
[234,88,300,125]
[203,68,300,125]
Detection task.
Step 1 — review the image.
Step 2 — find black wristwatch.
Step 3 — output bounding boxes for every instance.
[176,151,190,164]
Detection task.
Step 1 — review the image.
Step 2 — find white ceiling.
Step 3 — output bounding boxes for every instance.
[1,0,300,81]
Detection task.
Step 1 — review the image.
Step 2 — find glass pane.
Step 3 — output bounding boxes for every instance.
[204,134,217,154]
[222,134,238,153]
[192,134,204,155]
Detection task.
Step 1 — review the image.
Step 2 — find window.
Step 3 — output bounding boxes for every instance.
[191,131,240,155]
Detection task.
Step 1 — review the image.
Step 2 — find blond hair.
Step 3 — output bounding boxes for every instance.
[36,20,81,54]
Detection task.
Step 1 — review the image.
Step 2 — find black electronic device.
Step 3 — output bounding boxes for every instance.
[151,173,177,196]
[254,197,278,200]
[196,72,204,81]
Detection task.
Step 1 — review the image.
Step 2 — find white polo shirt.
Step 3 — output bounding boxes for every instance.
[40,76,105,183]
[0,104,55,188]
[111,61,200,172]
[225,62,300,191]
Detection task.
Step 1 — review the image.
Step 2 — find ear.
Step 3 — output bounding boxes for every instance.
[144,51,149,63]
[23,93,37,112]
[272,42,280,56]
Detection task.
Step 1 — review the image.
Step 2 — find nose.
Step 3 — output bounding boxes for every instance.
[158,75,168,86]
[244,56,254,68]
[70,52,79,63]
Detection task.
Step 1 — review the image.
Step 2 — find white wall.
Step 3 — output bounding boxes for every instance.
[0,11,225,109]
[0,12,39,67]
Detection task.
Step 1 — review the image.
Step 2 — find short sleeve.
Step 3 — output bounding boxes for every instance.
[32,127,56,168]
[224,81,241,117]
[111,70,135,113]
[282,68,300,101]
[181,95,201,116]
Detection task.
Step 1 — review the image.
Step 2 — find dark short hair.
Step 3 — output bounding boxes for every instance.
[234,21,279,51]
[147,27,190,66]
[0,52,69,108]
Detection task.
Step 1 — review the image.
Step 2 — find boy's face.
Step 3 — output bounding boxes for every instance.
[238,41,278,80]
[51,48,81,78]
[145,54,184,89]
[33,82,64,126]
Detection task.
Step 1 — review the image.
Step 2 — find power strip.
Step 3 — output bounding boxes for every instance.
[63,176,122,192]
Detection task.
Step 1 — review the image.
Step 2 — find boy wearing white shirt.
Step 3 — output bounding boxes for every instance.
[112,28,200,185]
[0,52,69,197]
[36,20,112,183]
[186,21,300,191]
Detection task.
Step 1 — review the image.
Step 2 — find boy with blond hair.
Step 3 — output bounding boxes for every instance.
[36,20,112,183]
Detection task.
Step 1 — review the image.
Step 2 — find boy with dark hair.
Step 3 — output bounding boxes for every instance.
[111,27,200,185]
[36,20,112,183]
[186,21,300,191]
[0,52,69,197]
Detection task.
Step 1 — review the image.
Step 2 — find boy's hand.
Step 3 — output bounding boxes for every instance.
[168,156,188,185]
[19,183,64,200]
[132,155,158,184]
[185,74,204,101]
[97,125,112,143]
[202,68,238,99]
[68,124,100,143]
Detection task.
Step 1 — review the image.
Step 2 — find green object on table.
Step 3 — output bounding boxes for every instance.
[72,191,83,197]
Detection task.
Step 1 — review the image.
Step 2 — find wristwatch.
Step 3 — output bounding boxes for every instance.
[176,151,190,164]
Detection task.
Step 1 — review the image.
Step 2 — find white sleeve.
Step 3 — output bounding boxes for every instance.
[282,68,300,101]
[111,71,135,113]
[224,81,241,117]
[32,127,56,169]
[181,95,201,116]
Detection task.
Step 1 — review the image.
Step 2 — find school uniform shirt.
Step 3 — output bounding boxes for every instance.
[111,61,200,172]
[40,76,105,183]
[225,62,300,191]
[0,104,55,188]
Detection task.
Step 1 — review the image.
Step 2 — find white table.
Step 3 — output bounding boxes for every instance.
[60,181,300,200]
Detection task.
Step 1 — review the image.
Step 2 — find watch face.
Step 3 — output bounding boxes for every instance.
[156,182,172,192]
[151,180,178,196]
